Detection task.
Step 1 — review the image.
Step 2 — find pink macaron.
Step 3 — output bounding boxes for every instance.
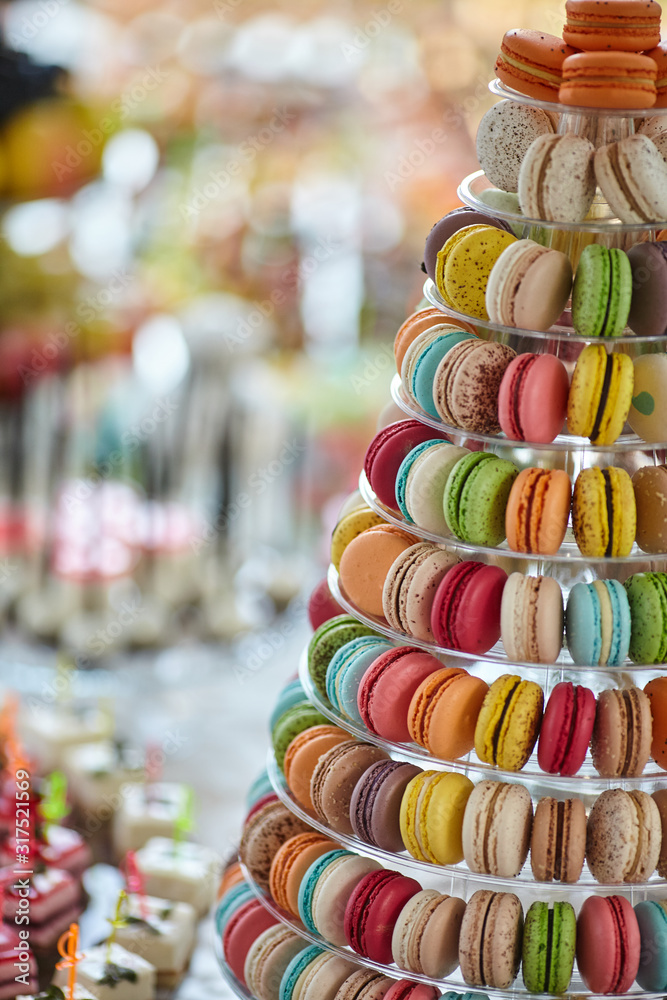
[308,578,344,630]
[537,681,596,776]
[222,899,278,985]
[357,646,442,742]
[430,560,507,654]
[363,420,448,510]
[576,894,640,994]
[498,353,569,444]
[384,982,441,1000]
[344,869,422,964]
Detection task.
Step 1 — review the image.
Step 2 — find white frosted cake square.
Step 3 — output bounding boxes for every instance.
[114,894,196,987]
[135,837,220,915]
[20,704,113,770]
[112,783,190,857]
[53,943,155,1000]
[62,742,144,814]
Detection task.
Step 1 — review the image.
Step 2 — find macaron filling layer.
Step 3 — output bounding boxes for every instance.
[566,18,657,29]
[590,353,614,443]
[491,679,521,762]
[500,53,562,84]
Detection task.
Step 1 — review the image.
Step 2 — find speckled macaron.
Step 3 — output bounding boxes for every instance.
[476,100,555,193]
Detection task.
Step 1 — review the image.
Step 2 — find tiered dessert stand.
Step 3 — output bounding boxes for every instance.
[217,79,667,1000]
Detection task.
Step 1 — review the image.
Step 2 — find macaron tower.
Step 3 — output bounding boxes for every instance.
[218,3,667,1000]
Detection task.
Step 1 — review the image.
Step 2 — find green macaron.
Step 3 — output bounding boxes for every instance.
[625,572,667,664]
[272,703,327,770]
[307,615,378,704]
[572,244,632,338]
[444,451,518,547]
[522,900,576,995]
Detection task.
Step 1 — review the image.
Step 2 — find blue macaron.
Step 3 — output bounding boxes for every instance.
[566,579,631,666]
[635,901,667,989]
[269,679,307,732]
[214,881,255,936]
[297,849,351,935]
[245,769,274,810]
[395,440,445,522]
[279,945,323,1000]
[410,330,474,417]
[326,638,390,721]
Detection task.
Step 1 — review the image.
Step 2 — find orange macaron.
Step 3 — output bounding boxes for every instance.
[496,28,577,103]
[506,468,572,555]
[394,308,446,374]
[560,51,657,108]
[283,724,349,811]
[269,831,339,916]
[338,524,419,618]
[646,41,667,107]
[562,0,661,52]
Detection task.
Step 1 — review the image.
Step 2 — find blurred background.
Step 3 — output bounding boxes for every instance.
[0,0,582,993]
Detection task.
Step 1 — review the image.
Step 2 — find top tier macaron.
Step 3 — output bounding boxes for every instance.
[496,0,665,109]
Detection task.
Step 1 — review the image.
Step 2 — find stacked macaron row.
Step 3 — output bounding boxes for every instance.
[368,433,655,559]
[300,618,667,776]
[269,718,667,885]
[335,505,667,662]
[400,317,667,448]
[495,0,666,111]
[425,200,667,332]
[217,854,440,1000]
[234,799,667,995]
[475,99,667,227]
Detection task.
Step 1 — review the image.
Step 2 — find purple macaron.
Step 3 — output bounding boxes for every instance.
[627,241,667,336]
[349,759,421,852]
[423,207,514,282]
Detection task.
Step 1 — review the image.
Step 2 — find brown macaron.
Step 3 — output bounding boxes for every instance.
[590,687,652,778]
[632,466,667,554]
[283,725,350,812]
[586,788,662,884]
[530,797,586,883]
[652,788,667,876]
[458,889,523,989]
[240,800,310,891]
[310,740,390,835]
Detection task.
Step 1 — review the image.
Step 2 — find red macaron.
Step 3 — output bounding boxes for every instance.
[308,578,344,630]
[356,646,442,742]
[222,899,278,985]
[430,561,507,654]
[537,681,596,776]
[363,420,448,510]
[498,353,569,445]
[576,894,640,994]
[344,869,421,964]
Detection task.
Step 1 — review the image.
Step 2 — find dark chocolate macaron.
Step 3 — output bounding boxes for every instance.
[627,241,667,336]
